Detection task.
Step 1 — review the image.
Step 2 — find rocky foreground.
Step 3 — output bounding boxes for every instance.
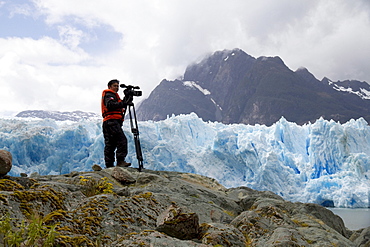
[0,166,369,247]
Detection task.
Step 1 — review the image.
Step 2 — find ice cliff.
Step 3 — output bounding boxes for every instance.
[0,113,369,208]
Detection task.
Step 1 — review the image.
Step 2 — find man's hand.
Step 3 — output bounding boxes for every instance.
[122,95,134,106]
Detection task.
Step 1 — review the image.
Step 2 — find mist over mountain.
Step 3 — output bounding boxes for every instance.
[137,48,370,125]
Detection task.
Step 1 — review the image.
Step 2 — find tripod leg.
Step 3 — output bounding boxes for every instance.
[134,134,144,171]
[128,104,144,172]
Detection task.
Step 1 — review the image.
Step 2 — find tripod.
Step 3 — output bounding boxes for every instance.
[126,103,144,172]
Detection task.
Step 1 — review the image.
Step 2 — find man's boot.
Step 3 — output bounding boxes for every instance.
[117,161,131,167]
[106,162,114,168]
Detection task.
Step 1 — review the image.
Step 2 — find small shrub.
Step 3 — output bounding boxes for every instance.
[0,212,59,247]
[79,176,114,197]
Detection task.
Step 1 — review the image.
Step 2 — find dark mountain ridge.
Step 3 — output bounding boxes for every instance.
[137,48,370,125]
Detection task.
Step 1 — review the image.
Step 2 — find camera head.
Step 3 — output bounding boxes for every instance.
[120,84,142,97]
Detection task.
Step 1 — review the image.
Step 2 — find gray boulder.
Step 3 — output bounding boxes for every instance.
[112,230,208,247]
[353,227,370,247]
[110,167,136,184]
[231,195,355,247]
[199,222,247,246]
[265,227,308,246]
[0,150,12,176]
[92,164,102,171]
[156,203,200,240]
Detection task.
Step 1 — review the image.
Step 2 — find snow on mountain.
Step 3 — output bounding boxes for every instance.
[1,113,369,208]
[332,83,370,100]
[15,110,100,121]
[183,81,211,95]
[327,78,370,100]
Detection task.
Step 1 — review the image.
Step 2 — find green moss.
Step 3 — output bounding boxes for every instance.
[29,182,41,189]
[292,219,310,227]
[305,238,314,244]
[120,217,135,223]
[56,226,73,232]
[43,209,68,225]
[223,210,235,217]
[137,192,153,199]
[133,192,158,204]
[138,218,147,225]
[57,235,96,246]
[164,212,197,225]
[61,196,110,238]
[12,186,65,217]
[0,179,25,191]
[0,193,8,205]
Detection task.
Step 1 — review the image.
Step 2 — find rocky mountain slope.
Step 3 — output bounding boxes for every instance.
[1,166,369,246]
[137,48,370,125]
[15,110,100,121]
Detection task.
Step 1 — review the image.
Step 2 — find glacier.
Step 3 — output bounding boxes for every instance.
[0,113,369,208]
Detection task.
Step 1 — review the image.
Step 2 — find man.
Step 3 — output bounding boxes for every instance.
[101,79,133,168]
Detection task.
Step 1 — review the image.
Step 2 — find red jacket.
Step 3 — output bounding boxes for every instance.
[101,89,125,122]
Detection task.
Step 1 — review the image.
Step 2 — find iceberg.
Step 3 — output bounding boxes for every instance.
[0,113,369,208]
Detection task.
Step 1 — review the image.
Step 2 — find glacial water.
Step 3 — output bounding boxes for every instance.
[328,208,370,230]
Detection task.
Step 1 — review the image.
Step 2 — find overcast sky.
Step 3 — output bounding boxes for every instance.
[1,0,370,116]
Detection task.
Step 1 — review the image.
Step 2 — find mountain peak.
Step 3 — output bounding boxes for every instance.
[257,55,284,64]
[295,67,318,84]
[183,48,255,84]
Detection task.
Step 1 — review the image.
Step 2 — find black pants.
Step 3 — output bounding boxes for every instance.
[102,119,128,167]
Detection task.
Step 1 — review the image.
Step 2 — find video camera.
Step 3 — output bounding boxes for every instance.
[120,84,142,97]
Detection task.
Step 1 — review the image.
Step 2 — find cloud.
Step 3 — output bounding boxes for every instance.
[271,1,370,81]
[0,36,88,64]
[0,0,369,116]
[58,25,86,49]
